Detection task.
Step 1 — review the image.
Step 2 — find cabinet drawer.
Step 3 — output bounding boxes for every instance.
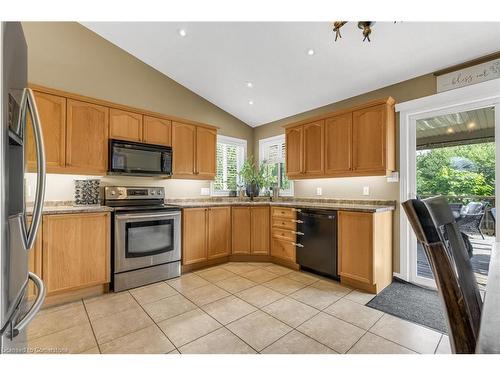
[271,228,295,242]
[272,207,297,219]
[271,238,296,262]
[272,217,297,230]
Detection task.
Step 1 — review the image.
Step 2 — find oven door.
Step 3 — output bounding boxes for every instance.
[114,211,181,273]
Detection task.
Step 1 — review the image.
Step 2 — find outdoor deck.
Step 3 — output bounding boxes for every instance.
[417,235,494,290]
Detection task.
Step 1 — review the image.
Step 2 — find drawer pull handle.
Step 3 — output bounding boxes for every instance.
[292,208,302,212]
[292,219,304,224]
[293,242,304,248]
[293,231,304,236]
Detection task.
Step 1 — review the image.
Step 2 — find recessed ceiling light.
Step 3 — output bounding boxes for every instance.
[246,82,253,88]
[467,122,476,129]
[178,29,187,37]
[307,49,315,56]
[447,127,454,134]
[248,100,254,105]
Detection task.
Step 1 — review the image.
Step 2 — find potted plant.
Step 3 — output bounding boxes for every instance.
[238,157,277,200]
[227,178,238,197]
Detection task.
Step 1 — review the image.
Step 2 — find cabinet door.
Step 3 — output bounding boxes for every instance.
[66,100,109,174]
[231,207,251,254]
[196,126,217,179]
[303,120,324,176]
[183,208,208,265]
[285,126,303,178]
[338,211,373,285]
[109,108,143,142]
[207,207,231,259]
[27,216,43,299]
[26,92,66,172]
[143,116,172,146]
[271,238,296,262]
[172,122,196,177]
[352,104,387,173]
[42,213,110,295]
[251,206,270,254]
[324,113,352,174]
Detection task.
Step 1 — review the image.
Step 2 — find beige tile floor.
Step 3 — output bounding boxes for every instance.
[25,262,451,354]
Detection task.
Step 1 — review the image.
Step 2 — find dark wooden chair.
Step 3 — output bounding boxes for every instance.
[402,196,483,354]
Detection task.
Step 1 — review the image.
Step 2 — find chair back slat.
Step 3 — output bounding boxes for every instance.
[402,198,480,354]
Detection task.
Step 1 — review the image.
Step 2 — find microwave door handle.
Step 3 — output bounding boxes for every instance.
[12,272,46,335]
[20,88,46,250]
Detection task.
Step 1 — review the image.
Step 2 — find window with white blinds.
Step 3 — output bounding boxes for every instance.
[259,135,293,196]
[212,135,247,195]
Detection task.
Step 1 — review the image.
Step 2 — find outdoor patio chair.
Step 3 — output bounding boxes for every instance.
[402,197,483,354]
[456,201,488,239]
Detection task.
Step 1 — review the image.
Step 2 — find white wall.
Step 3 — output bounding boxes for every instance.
[25,173,211,202]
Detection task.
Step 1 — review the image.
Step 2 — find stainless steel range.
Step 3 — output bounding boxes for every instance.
[103,186,181,292]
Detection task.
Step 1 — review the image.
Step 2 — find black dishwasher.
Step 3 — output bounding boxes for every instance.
[296,209,338,279]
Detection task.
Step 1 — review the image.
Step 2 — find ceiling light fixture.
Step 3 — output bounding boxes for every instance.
[332,21,376,42]
[246,82,253,88]
[248,100,254,105]
[178,29,187,37]
[467,122,476,129]
[307,49,315,56]
[447,127,454,134]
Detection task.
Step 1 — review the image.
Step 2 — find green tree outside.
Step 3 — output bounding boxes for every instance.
[417,142,495,199]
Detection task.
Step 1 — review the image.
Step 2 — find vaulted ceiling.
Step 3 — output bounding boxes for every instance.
[82,22,500,127]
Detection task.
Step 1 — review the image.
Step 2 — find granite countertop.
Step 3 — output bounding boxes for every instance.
[31,198,395,214]
[166,198,396,213]
[27,202,114,215]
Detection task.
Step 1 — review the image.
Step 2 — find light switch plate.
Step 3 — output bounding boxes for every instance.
[387,171,399,183]
[363,186,370,196]
[316,187,322,196]
[200,187,210,196]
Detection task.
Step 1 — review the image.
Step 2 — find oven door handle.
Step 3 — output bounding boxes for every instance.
[115,212,181,221]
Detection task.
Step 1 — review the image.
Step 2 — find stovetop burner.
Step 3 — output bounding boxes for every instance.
[102,186,181,212]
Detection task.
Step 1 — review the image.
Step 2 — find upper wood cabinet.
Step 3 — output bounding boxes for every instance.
[303,120,324,176]
[26,92,66,172]
[207,207,231,259]
[172,121,217,179]
[353,103,395,174]
[285,126,303,177]
[66,99,109,174]
[284,97,395,179]
[109,109,143,142]
[143,116,172,146]
[325,113,352,174]
[196,126,217,179]
[42,212,110,295]
[172,122,196,177]
[338,210,393,293]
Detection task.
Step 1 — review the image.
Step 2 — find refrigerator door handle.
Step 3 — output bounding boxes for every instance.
[19,88,46,251]
[12,272,46,335]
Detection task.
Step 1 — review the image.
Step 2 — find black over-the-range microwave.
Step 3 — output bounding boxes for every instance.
[108,139,173,177]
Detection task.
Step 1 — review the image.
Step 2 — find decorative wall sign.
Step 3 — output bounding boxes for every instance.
[74,179,100,205]
[437,58,500,93]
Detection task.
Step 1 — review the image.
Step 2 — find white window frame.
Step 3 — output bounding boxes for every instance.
[259,134,294,196]
[211,135,247,196]
[397,77,500,288]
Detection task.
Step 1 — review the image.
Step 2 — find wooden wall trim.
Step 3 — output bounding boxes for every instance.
[28,83,219,131]
[282,96,395,129]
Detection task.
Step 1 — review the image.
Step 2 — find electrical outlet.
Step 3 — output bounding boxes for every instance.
[363,186,370,196]
[316,187,322,196]
[200,187,210,196]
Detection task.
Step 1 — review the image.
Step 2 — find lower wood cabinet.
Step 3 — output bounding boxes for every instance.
[271,207,297,263]
[338,210,393,293]
[231,206,270,255]
[42,212,110,295]
[183,207,231,265]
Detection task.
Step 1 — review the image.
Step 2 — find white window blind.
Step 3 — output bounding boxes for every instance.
[212,135,247,195]
[259,135,293,196]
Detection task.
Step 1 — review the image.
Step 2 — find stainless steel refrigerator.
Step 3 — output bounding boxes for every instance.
[0,22,46,354]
